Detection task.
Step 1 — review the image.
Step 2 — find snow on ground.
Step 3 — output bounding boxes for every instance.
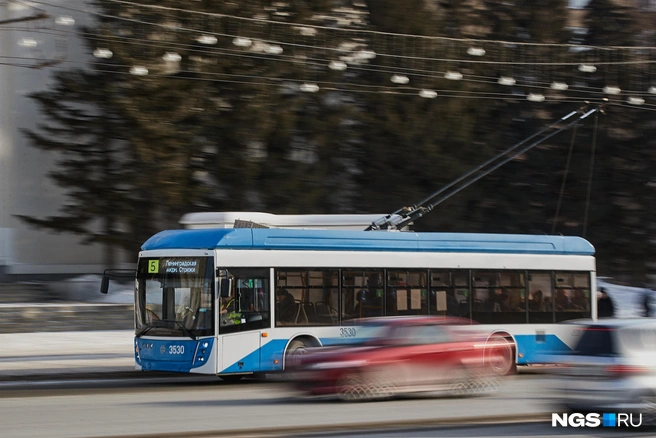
[49,274,133,304]
[597,278,654,318]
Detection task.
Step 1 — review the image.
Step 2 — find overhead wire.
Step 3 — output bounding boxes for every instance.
[2,51,656,111]
[3,0,655,109]
[582,111,600,238]
[18,0,656,66]
[3,25,653,102]
[551,125,579,234]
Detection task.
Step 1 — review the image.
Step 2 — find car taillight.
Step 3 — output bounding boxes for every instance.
[605,364,648,375]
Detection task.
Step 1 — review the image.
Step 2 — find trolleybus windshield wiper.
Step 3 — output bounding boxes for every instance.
[366,105,602,231]
[137,324,155,337]
[136,320,197,340]
[172,320,197,340]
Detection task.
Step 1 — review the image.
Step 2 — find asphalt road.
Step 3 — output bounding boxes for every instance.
[0,331,649,437]
[309,422,656,438]
[0,373,564,438]
[2,370,654,437]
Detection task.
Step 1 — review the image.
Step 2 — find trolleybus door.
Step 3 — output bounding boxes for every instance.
[216,273,270,373]
[220,331,262,373]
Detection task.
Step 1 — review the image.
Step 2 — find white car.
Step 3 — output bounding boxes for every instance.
[551,318,656,423]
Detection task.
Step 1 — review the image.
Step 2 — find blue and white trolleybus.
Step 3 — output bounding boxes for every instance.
[110,214,596,379]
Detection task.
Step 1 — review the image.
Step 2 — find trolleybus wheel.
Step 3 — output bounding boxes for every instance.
[486,335,516,376]
[285,339,310,371]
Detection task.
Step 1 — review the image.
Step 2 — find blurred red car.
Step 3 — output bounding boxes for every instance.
[292,316,505,401]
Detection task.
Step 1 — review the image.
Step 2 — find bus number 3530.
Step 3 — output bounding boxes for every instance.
[340,328,356,337]
[168,345,185,354]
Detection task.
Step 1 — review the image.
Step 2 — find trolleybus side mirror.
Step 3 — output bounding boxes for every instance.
[100,269,136,294]
[220,278,233,298]
[100,275,110,294]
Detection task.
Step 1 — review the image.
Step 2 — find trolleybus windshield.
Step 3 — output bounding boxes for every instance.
[136,256,214,338]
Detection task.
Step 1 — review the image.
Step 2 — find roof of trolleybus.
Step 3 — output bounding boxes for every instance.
[179,211,407,230]
[141,228,595,255]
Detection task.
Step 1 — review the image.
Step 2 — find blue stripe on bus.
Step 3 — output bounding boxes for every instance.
[219,334,576,374]
[142,228,594,255]
[514,333,571,365]
[221,337,359,373]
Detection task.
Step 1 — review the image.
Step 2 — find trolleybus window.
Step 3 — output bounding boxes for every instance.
[219,268,270,334]
[386,270,428,317]
[528,272,554,323]
[136,257,214,338]
[342,269,384,322]
[275,269,340,326]
[471,271,527,324]
[555,272,591,322]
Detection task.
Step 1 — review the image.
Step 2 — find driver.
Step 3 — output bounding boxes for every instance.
[220,293,235,314]
[220,291,242,325]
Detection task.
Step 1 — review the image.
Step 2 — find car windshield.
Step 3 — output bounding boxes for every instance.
[574,326,619,357]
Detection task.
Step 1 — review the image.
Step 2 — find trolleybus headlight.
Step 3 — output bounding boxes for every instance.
[195,347,209,364]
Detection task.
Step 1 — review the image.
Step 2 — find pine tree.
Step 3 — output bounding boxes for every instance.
[19,69,137,267]
[21,0,376,266]
[584,0,637,47]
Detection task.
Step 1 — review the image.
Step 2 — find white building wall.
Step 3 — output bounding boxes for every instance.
[0,0,130,275]
[0,0,19,269]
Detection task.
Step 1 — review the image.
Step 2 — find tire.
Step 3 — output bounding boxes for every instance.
[285,339,310,371]
[337,368,396,402]
[449,364,500,397]
[486,336,516,376]
[449,366,471,397]
[641,394,656,426]
[337,372,368,402]
[364,367,396,400]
